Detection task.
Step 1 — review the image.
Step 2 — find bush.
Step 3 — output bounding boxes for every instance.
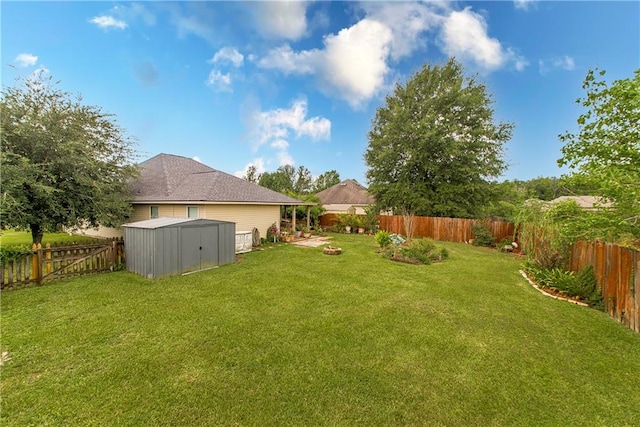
[0,244,33,262]
[374,230,392,249]
[266,222,280,243]
[472,224,495,247]
[522,261,604,310]
[386,238,448,265]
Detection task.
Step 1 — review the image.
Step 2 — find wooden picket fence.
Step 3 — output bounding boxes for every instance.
[569,241,639,333]
[1,238,125,290]
[319,213,515,243]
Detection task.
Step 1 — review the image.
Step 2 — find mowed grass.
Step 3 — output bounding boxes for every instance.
[2,234,639,426]
[0,230,97,247]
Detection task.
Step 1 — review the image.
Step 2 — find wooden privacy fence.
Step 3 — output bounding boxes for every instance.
[1,238,125,290]
[569,241,639,333]
[320,214,514,243]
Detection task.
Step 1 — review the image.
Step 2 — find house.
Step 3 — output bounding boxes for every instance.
[316,179,375,215]
[547,195,612,211]
[80,153,310,239]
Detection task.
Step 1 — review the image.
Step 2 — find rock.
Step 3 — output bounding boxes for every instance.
[502,245,514,252]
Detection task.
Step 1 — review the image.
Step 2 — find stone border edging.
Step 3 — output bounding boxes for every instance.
[519,270,589,307]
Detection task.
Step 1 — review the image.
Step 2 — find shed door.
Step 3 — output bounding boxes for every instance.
[180,225,219,274]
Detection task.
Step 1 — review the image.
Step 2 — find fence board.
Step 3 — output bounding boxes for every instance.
[570,240,639,333]
[320,214,514,243]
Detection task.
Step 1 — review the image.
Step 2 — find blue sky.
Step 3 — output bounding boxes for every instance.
[2,1,638,184]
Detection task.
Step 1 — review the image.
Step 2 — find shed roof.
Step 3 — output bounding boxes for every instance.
[133,153,305,205]
[123,217,232,229]
[316,179,375,205]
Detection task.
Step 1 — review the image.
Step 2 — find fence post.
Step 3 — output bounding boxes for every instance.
[111,238,117,270]
[33,243,43,286]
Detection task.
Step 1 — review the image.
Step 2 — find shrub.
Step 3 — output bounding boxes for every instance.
[0,244,33,262]
[387,238,448,265]
[522,261,604,310]
[374,231,392,249]
[266,223,280,243]
[472,224,495,247]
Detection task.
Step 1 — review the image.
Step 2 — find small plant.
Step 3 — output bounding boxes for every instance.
[374,230,392,249]
[472,224,495,247]
[266,222,280,243]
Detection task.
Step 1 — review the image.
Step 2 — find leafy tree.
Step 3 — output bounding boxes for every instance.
[258,165,294,194]
[1,72,138,244]
[364,59,513,218]
[243,165,261,183]
[312,170,340,193]
[293,165,313,194]
[558,67,640,239]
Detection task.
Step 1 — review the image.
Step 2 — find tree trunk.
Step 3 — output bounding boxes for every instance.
[30,223,43,245]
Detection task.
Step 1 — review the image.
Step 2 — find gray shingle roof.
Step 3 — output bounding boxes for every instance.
[316,179,375,205]
[133,154,303,205]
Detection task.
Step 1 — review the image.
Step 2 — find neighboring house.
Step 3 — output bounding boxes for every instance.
[547,195,612,211]
[79,153,308,239]
[316,179,375,215]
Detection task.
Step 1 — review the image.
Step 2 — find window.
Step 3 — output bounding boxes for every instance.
[187,206,199,218]
[150,205,159,219]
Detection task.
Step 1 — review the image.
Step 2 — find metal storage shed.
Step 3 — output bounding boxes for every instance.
[123,218,236,279]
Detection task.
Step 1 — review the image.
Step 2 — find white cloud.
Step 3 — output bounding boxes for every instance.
[247,98,330,169]
[318,19,393,108]
[90,15,128,30]
[251,98,330,148]
[270,139,289,150]
[258,19,393,108]
[508,48,529,71]
[14,53,38,67]
[440,8,505,71]
[539,55,576,74]
[234,158,266,178]
[360,2,446,61]
[205,70,232,92]
[277,151,295,166]
[253,1,308,40]
[210,47,244,68]
[193,156,202,163]
[258,44,317,74]
[514,0,537,11]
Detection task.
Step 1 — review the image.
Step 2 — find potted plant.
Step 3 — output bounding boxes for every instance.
[302,225,311,238]
[356,217,365,234]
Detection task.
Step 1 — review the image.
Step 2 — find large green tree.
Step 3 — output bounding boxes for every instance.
[558,68,640,239]
[312,169,340,193]
[364,59,513,218]
[1,72,138,244]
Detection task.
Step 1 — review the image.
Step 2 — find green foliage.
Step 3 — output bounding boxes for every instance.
[472,224,495,247]
[374,230,392,249]
[266,222,280,243]
[558,67,640,240]
[513,200,584,268]
[258,165,295,194]
[365,58,513,218]
[312,170,340,193]
[0,244,33,262]
[0,72,138,244]
[387,238,449,265]
[363,205,379,233]
[523,261,604,310]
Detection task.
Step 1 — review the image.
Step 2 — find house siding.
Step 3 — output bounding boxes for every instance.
[323,204,369,215]
[131,204,279,240]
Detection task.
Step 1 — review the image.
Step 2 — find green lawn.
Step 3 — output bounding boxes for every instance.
[2,234,639,426]
[0,230,98,247]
